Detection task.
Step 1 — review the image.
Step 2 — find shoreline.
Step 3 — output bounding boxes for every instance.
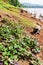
[22,8,43,22]
[20,8,43,27]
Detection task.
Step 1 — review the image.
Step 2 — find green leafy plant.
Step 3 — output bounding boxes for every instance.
[0,22,41,65]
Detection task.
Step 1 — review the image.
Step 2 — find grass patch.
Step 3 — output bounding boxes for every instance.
[0,1,36,27]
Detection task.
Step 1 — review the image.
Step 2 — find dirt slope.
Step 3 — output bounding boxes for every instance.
[21,11,43,61]
[0,9,43,65]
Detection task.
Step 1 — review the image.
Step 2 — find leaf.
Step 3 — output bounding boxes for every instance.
[4,61,8,65]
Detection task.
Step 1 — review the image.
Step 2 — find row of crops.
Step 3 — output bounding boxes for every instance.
[0,18,41,65]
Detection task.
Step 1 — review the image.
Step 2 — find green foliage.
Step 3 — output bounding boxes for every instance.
[9,0,20,6]
[0,21,41,65]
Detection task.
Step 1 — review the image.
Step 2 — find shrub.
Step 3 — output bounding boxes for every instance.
[0,23,41,65]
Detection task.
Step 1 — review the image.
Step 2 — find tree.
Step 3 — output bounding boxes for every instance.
[9,0,20,6]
